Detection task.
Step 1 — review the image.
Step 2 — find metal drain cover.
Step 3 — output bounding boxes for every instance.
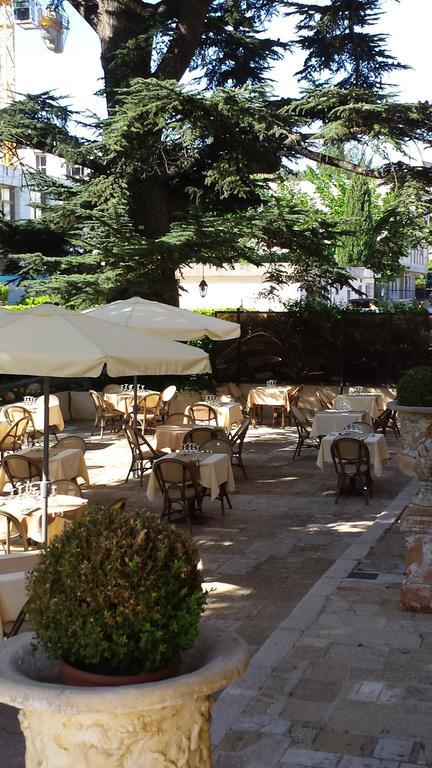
[346,570,379,580]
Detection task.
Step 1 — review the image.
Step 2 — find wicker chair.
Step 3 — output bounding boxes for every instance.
[124,424,166,485]
[200,439,233,515]
[89,390,124,439]
[183,426,219,447]
[50,479,83,497]
[158,385,177,423]
[164,412,195,426]
[51,435,87,453]
[3,405,40,446]
[330,437,373,505]
[290,405,320,461]
[2,454,42,490]
[134,392,161,434]
[153,457,203,530]
[228,416,250,477]
[373,408,400,439]
[185,403,219,426]
[0,510,29,555]
[316,389,333,411]
[0,417,30,460]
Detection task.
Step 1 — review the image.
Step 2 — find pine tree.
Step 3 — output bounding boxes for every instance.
[336,174,374,266]
[1,0,432,307]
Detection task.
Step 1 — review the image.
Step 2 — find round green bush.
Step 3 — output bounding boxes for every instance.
[26,508,206,675]
[397,366,432,408]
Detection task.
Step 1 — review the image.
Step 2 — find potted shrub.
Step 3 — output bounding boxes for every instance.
[26,506,206,685]
[0,507,249,767]
[393,366,432,470]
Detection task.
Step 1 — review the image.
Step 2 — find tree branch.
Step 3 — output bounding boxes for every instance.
[155,0,212,81]
[289,142,383,177]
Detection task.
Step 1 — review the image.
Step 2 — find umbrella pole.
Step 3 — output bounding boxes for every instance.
[41,376,51,546]
[133,375,138,430]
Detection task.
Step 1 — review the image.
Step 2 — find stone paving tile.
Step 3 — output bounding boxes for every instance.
[338,759,399,768]
[290,678,342,704]
[314,729,378,758]
[280,746,340,767]
[373,737,415,761]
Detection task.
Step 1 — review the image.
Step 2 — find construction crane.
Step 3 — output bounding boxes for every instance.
[0,0,69,109]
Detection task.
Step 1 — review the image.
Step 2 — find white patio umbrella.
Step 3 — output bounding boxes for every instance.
[84,296,240,423]
[84,296,241,341]
[0,304,211,543]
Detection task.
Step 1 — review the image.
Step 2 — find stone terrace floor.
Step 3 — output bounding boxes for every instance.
[1,418,427,768]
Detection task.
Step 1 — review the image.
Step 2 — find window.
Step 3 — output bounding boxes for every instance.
[365,283,374,297]
[0,186,16,220]
[66,164,86,179]
[29,190,47,219]
[35,154,47,174]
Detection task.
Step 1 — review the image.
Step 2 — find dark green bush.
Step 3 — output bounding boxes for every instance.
[397,366,432,407]
[26,508,206,675]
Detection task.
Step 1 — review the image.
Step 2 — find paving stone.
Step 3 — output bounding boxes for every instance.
[338,758,399,768]
[280,746,340,767]
[290,678,342,704]
[236,714,291,735]
[289,723,319,748]
[314,729,377,757]
[374,737,415,761]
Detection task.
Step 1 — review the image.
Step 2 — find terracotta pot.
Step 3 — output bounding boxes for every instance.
[60,658,178,687]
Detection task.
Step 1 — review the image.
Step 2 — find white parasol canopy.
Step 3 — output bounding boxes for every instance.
[0,304,211,543]
[0,304,211,377]
[84,296,240,341]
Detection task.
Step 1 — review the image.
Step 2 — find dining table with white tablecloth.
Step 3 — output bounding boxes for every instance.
[0,493,87,544]
[103,391,160,415]
[147,452,235,503]
[247,386,293,427]
[0,447,89,492]
[0,395,65,432]
[334,393,384,420]
[189,400,243,430]
[316,432,390,477]
[309,410,367,438]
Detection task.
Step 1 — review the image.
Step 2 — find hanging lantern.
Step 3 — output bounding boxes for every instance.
[199,278,208,298]
[40,2,69,53]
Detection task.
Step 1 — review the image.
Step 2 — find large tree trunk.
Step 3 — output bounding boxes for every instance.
[68,0,212,306]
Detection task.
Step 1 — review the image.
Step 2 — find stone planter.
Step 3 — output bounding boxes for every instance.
[392,401,432,611]
[0,624,249,768]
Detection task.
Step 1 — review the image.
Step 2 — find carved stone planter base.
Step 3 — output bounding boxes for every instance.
[0,625,249,768]
[400,503,432,613]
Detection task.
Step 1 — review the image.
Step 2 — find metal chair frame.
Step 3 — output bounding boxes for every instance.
[2,454,43,489]
[316,389,333,411]
[185,404,219,426]
[182,426,219,446]
[89,390,125,439]
[228,416,250,477]
[0,510,28,555]
[153,457,203,530]
[164,412,195,426]
[124,424,165,486]
[330,437,373,505]
[290,405,320,461]
[373,408,400,439]
[0,418,30,461]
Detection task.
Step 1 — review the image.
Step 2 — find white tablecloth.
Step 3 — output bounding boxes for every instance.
[147,453,235,503]
[334,394,384,420]
[0,448,89,491]
[190,401,242,430]
[155,425,192,452]
[0,396,64,432]
[310,410,367,438]
[317,433,390,477]
[0,494,87,543]
[104,391,160,415]
[247,387,291,409]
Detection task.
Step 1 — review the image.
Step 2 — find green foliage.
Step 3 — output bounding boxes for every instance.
[26,508,206,675]
[1,0,432,308]
[288,0,407,90]
[0,285,8,303]
[397,367,432,408]
[336,174,374,267]
[3,296,53,311]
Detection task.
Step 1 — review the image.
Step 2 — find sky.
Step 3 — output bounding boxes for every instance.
[14,0,432,145]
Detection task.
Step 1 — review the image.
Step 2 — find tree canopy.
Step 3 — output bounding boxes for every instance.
[0,0,431,307]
